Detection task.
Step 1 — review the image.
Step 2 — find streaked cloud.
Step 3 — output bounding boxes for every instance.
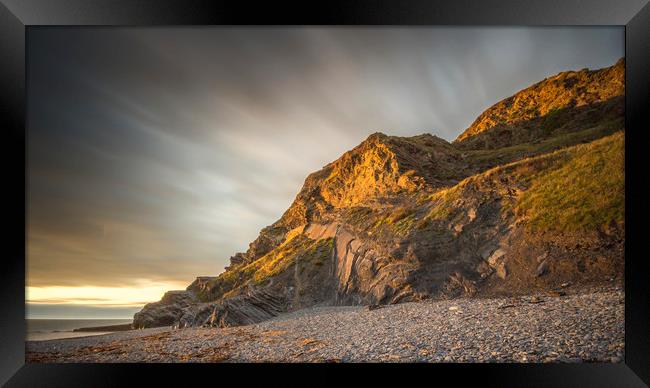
[27,27,623,312]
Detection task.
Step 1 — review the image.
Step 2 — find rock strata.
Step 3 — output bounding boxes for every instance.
[133,291,197,329]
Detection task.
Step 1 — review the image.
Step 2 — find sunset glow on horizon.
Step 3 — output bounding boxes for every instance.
[26,282,189,307]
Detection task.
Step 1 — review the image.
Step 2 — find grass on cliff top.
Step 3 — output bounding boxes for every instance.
[514,131,624,232]
[464,118,621,167]
[368,205,420,237]
[199,235,334,302]
[419,125,618,223]
[417,130,624,234]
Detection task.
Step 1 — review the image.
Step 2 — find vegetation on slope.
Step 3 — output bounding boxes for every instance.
[198,235,334,301]
[409,131,625,235]
[456,58,624,143]
[515,131,624,232]
[463,117,622,168]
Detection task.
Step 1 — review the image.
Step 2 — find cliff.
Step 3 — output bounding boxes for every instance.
[133,58,625,329]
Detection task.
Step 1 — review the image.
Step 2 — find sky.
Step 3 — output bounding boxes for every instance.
[27,27,623,319]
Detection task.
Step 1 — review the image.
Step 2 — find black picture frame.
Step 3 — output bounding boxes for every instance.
[1,0,649,386]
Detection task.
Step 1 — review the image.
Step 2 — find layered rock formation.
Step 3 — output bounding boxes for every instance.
[133,58,625,329]
[133,291,197,328]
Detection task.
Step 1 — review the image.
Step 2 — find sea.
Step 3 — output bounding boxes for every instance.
[26,319,133,341]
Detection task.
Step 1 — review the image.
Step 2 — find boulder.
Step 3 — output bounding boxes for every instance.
[487,248,507,267]
[536,260,549,277]
[496,262,508,279]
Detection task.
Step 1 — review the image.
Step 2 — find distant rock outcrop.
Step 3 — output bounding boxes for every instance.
[134,58,625,329]
[133,291,197,329]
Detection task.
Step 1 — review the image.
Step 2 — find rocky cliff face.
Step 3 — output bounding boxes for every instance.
[133,58,625,330]
[223,132,466,270]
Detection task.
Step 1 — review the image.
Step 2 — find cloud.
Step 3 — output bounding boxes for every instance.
[26,303,143,320]
[27,27,623,299]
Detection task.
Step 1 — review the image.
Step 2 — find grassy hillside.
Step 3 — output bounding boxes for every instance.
[456,58,624,144]
[514,131,624,232]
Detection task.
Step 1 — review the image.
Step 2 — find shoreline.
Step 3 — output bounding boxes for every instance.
[73,323,133,332]
[26,318,134,342]
[26,286,624,363]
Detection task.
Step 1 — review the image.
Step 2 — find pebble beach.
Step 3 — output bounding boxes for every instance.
[26,286,624,363]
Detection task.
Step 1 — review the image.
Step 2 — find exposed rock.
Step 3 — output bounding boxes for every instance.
[133,291,197,329]
[304,222,339,240]
[186,276,217,294]
[225,253,249,270]
[479,243,499,260]
[537,252,549,263]
[487,248,507,267]
[496,262,508,279]
[207,306,218,327]
[476,261,494,279]
[179,287,288,328]
[444,272,478,298]
[536,260,550,277]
